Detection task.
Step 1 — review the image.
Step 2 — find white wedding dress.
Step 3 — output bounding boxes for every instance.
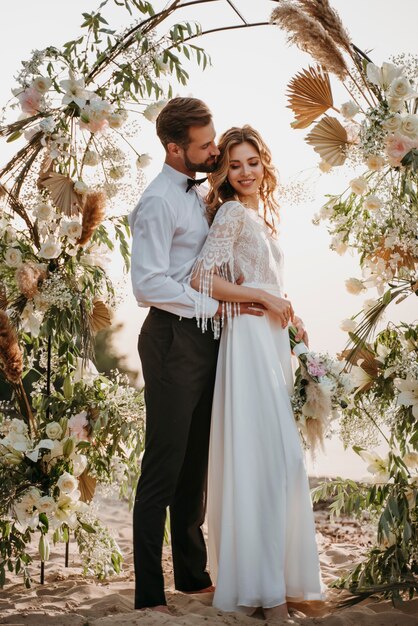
[193,200,324,612]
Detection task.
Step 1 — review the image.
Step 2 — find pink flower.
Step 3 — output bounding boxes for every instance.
[17,87,43,116]
[385,132,417,166]
[306,357,327,378]
[68,411,89,440]
[79,118,109,134]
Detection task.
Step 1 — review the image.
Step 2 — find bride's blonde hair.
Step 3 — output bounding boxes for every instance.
[206,125,280,234]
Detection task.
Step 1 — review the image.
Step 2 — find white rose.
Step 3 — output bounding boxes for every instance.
[340,101,359,120]
[400,114,418,138]
[61,220,82,240]
[340,318,357,332]
[36,495,57,514]
[9,418,28,435]
[143,100,167,123]
[45,422,63,440]
[5,247,22,267]
[136,153,152,169]
[363,195,383,211]
[389,76,418,100]
[31,76,52,94]
[33,201,54,221]
[39,238,61,259]
[108,166,125,180]
[349,177,368,195]
[108,110,128,129]
[387,97,403,113]
[318,159,332,173]
[366,154,385,171]
[74,180,89,195]
[56,471,78,494]
[84,150,100,166]
[345,277,366,295]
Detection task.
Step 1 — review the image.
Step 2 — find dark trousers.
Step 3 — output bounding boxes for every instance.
[133,307,219,609]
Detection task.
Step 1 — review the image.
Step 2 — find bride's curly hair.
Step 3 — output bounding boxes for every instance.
[206,125,280,235]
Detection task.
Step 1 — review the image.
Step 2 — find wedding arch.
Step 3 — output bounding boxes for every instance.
[0,0,416,602]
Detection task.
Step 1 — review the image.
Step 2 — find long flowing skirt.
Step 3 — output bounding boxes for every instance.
[207,285,324,611]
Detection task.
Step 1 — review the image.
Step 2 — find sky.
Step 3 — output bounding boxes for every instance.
[0,0,417,477]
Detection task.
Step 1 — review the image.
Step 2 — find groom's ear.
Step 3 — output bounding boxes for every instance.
[166,142,183,157]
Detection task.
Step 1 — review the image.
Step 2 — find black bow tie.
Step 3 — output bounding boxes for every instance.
[186,176,207,193]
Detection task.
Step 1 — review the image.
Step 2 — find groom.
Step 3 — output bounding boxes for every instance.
[129,97,264,612]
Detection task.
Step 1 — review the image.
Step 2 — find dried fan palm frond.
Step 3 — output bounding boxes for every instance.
[0,310,23,384]
[78,471,97,503]
[296,0,352,53]
[39,172,83,216]
[369,241,417,273]
[305,115,349,165]
[287,65,334,129]
[90,300,112,333]
[271,4,348,80]
[37,153,53,190]
[77,191,107,246]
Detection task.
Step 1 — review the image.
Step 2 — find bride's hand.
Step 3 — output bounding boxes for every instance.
[257,291,294,328]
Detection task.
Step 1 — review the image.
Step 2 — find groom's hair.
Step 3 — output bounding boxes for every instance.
[156,97,212,149]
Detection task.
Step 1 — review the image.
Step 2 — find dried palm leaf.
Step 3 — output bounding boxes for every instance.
[287,65,333,129]
[39,172,83,216]
[78,471,97,503]
[0,310,23,384]
[90,300,112,333]
[37,154,53,190]
[369,241,417,273]
[305,115,349,165]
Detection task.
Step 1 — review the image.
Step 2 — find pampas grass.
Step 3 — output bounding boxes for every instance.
[296,0,351,53]
[15,263,45,299]
[271,3,348,79]
[77,191,107,246]
[0,310,23,384]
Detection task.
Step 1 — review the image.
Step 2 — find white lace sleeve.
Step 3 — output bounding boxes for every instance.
[191,201,246,338]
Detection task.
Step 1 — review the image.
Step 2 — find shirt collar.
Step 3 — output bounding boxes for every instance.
[162,163,192,187]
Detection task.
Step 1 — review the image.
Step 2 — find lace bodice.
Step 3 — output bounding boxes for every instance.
[192,200,285,336]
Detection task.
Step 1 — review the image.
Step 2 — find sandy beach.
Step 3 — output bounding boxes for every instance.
[1,483,417,626]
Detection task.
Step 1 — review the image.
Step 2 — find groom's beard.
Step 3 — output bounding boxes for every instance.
[184,152,218,173]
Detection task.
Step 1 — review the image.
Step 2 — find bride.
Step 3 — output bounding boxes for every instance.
[190,125,323,620]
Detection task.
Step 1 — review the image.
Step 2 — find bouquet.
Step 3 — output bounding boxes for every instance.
[288,326,353,451]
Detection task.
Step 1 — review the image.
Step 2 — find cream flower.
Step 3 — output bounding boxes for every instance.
[389,76,418,100]
[72,358,99,385]
[331,235,348,256]
[340,318,357,332]
[363,298,378,313]
[395,376,418,418]
[108,109,128,129]
[345,277,366,295]
[366,154,385,171]
[21,303,42,337]
[400,114,418,138]
[84,150,100,166]
[387,97,403,113]
[5,247,22,267]
[143,100,167,123]
[60,76,89,108]
[39,238,61,259]
[31,76,51,94]
[136,153,152,169]
[351,364,373,393]
[363,195,383,211]
[68,411,89,440]
[349,177,368,195]
[71,453,88,477]
[108,165,125,180]
[45,422,63,440]
[33,201,55,222]
[382,114,402,133]
[366,62,404,90]
[340,101,359,120]
[73,180,89,195]
[358,450,389,481]
[56,471,78,494]
[39,116,56,133]
[60,220,82,240]
[36,495,57,514]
